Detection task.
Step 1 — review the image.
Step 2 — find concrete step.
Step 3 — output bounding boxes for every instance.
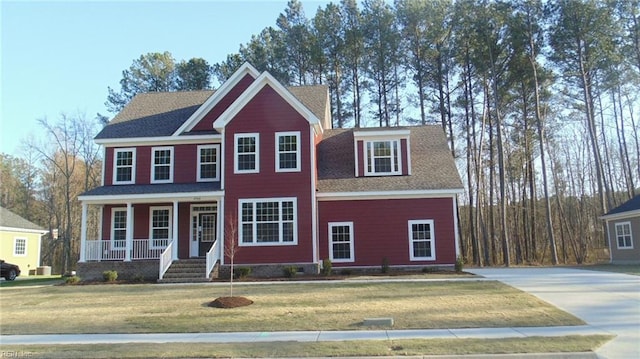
[158,259,212,284]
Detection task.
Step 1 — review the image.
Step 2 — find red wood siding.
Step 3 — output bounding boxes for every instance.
[105,143,221,185]
[223,85,315,264]
[190,74,255,132]
[318,197,456,266]
[356,141,364,177]
[401,138,409,175]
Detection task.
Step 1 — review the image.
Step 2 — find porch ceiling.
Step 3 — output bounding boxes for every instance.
[78,183,223,204]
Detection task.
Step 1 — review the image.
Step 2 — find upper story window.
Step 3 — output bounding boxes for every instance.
[366,140,401,176]
[198,144,220,182]
[235,133,259,174]
[151,146,174,183]
[354,129,409,177]
[113,148,136,185]
[276,131,301,172]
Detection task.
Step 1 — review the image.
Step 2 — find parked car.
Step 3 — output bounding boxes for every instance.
[1,260,20,281]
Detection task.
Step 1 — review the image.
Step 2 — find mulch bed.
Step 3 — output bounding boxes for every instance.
[209,296,254,308]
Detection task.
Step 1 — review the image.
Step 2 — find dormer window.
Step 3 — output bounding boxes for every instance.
[151,146,174,183]
[113,148,136,185]
[366,140,400,176]
[354,129,410,177]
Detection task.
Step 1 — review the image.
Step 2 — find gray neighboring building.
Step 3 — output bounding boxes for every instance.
[602,195,640,264]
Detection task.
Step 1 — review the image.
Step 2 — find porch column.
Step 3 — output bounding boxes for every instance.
[172,200,179,260]
[79,203,88,262]
[125,202,133,262]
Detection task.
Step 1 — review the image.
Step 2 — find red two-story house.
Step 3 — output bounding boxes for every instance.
[78,63,463,282]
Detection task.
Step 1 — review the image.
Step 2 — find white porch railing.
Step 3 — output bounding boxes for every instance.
[206,239,220,278]
[159,242,174,280]
[84,239,169,261]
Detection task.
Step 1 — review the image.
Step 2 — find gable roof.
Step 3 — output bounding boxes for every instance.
[317,126,463,196]
[0,207,47,233]
[602,195,640,220]
[174,62,260,135]
[213,71,324,134]
[95,82,329,141]
[95,91,215,141]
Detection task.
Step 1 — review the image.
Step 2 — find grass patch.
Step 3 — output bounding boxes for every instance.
[0,275,65,288]
[0,335,613,358]
[0,281,583,335]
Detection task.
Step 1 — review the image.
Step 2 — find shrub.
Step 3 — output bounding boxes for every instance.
[283,266,298,278]
[103,270,118,282]
[455,256,464,273]
[422,266,436,273]
[321,258,332,276]
[65,276,80,285]
[381,257,390,274]
[234,267,251,279]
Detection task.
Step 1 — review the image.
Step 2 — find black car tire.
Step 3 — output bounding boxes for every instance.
[6,269,17,281]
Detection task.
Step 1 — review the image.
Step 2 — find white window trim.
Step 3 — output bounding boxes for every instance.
[364,139,402,176]
[150,146,174,184]
[197,144,220,182]
[13,237,27,257]
[408,219,436,261]
[113,148,136,185]
[615,222,634,249]
[234,133,260,174]
[275,131,301,172]
[328,222,355,263]
[238,197,298,246]
[111,209,127,249]
[149,206,172,249]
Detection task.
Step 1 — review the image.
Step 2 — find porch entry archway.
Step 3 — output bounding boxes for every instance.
[190,204,217,257]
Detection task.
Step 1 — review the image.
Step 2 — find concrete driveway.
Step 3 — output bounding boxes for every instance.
[467,267,640,359]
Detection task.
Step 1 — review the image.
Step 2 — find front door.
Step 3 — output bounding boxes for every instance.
[190,206,217,257]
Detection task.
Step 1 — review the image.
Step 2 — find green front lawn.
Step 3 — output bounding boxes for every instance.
[0,280,583,335]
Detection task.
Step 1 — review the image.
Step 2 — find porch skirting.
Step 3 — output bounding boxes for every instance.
[77,261,159,282]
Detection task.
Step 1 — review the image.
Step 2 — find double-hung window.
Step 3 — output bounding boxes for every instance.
[276,131,301,172]
[365,140,401,176]
[151,146,173,183]
[150,206,171,249]
[615,222,633,249]
[235,133,259,173]
[239,198,297,245]
[197,144,220,181]
[408,219,436,261]
[111,209,127,249]
[113,148,136,184]
[13,238,26,256]
[329,222,354,262]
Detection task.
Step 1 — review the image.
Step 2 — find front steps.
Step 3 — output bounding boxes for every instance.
[158,259,213,283]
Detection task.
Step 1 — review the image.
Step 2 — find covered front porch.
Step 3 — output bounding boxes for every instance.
[77,184,224,280]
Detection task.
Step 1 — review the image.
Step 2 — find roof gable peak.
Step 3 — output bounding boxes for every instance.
[173,62,260,135]
[213,70,322,133]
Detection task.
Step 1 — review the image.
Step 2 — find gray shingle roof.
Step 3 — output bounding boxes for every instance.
[80,183,221,197]
[96,85,330,140]
[605,195,640,216]
[0,207,45,231]
[317,126,463,193]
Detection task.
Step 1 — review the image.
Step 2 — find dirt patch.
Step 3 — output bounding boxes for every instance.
[209,296,254,308]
